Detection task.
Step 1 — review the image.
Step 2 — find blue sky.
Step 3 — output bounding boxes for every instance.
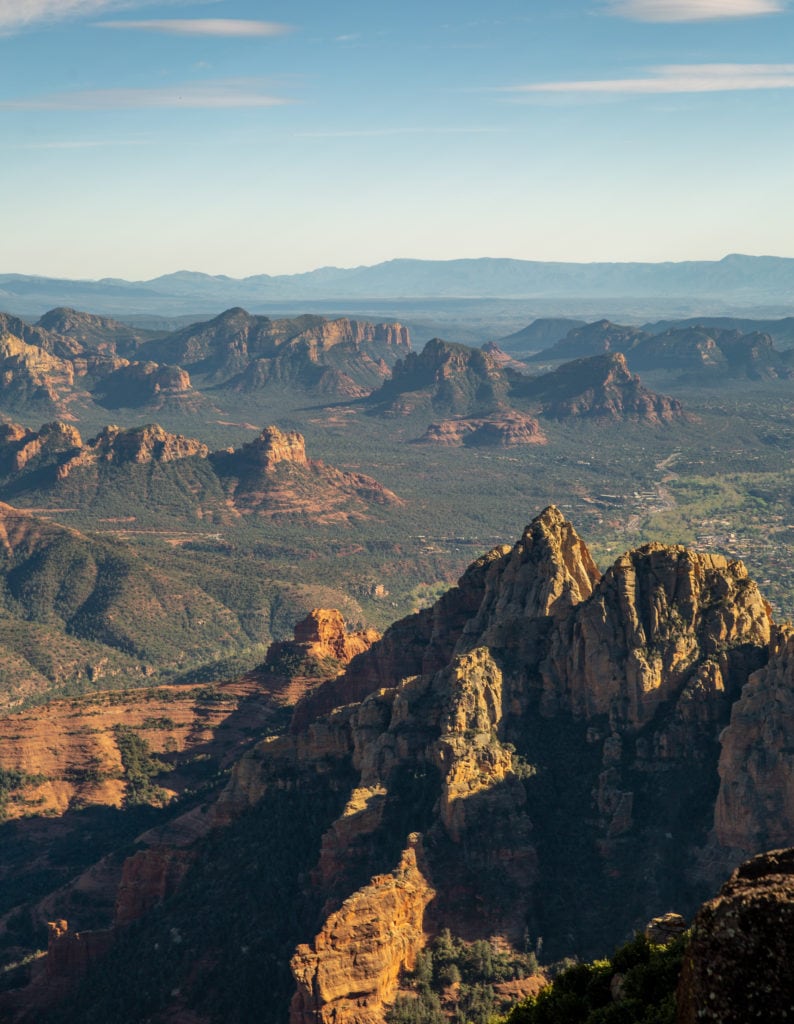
[1,0,793,279]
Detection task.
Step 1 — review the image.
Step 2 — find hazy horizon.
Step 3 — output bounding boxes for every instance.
[2,250,791,284]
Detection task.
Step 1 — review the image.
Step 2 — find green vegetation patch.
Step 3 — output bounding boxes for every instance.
[501,933,686,1024]
[388,929,540,1024]
[112,725,169,807]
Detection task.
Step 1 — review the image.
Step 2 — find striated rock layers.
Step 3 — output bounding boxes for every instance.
[261,608,381,705]
[209,506,777,1022]
[677,848,794,1023]
[290,835,435,1024]
[140,307,411,394]
[417,411,546,447]
[266,608,379,670]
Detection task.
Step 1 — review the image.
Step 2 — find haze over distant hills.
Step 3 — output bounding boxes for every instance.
[3,254,794,320]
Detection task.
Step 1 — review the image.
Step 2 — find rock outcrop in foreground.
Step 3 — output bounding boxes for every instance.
[678,848,794,1022]
[214,506,775,1022]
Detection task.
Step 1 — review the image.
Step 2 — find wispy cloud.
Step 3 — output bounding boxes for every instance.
[603,0,785,21]
[295,127,506,138]
[0,0,122,31]
[503,63,794,95]
[11,138,149,149]
[0,79,291,110]
[95,19,291,37]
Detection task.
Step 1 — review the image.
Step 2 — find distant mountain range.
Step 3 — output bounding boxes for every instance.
[524,318,794,380]
[3,254,794,318]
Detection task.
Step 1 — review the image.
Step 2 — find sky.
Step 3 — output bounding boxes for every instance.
[1,0,793,280]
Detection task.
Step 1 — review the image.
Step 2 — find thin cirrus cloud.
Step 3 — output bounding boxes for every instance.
[0,79,291,110]
[603,0,785,20]
[296,127,506,138]
[0,1,125,30]
[95,19,292,37]
[503,63,794,95]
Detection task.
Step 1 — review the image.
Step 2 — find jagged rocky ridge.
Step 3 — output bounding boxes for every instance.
[514,352,684,422]
[524,317,794,380]
[137,307,411,393]
[0,307,413,416]
[9,506,794,1024]
[0,422,402,522]
[224,507,778,1022]
[367,337,684,431]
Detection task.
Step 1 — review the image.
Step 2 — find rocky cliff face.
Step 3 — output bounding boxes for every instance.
[0,421,207,485]
[267,607,379,668]
[262,608,380,705]
[0,421,83,475]
[0,333,82,411]
[207,506,775,1021]
[238,425,309,470]
[93,360,200,410]
[713,626,794,854]
[290,835,434,1024]
[417,411,546,447]
[140,308,410,394]
[517,352,684,423]
[60,423,209,473]
[5,507,792,1024]
[369,338,511,417]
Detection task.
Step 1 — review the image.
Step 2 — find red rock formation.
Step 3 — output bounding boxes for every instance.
[289,608,378,664]
[0,421,83,475]
[55,423,209,478]
[7,506,789,1023]
[418,412,546,447]
[290,835,435,1024]
[212,426,403,521]
[94,360,197,409]
[0,333,79,408]
[550,543,772,727]
[45,919,114,981]
[245,426,308,470]
[260,609,380,706]
[114,848,194,926]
